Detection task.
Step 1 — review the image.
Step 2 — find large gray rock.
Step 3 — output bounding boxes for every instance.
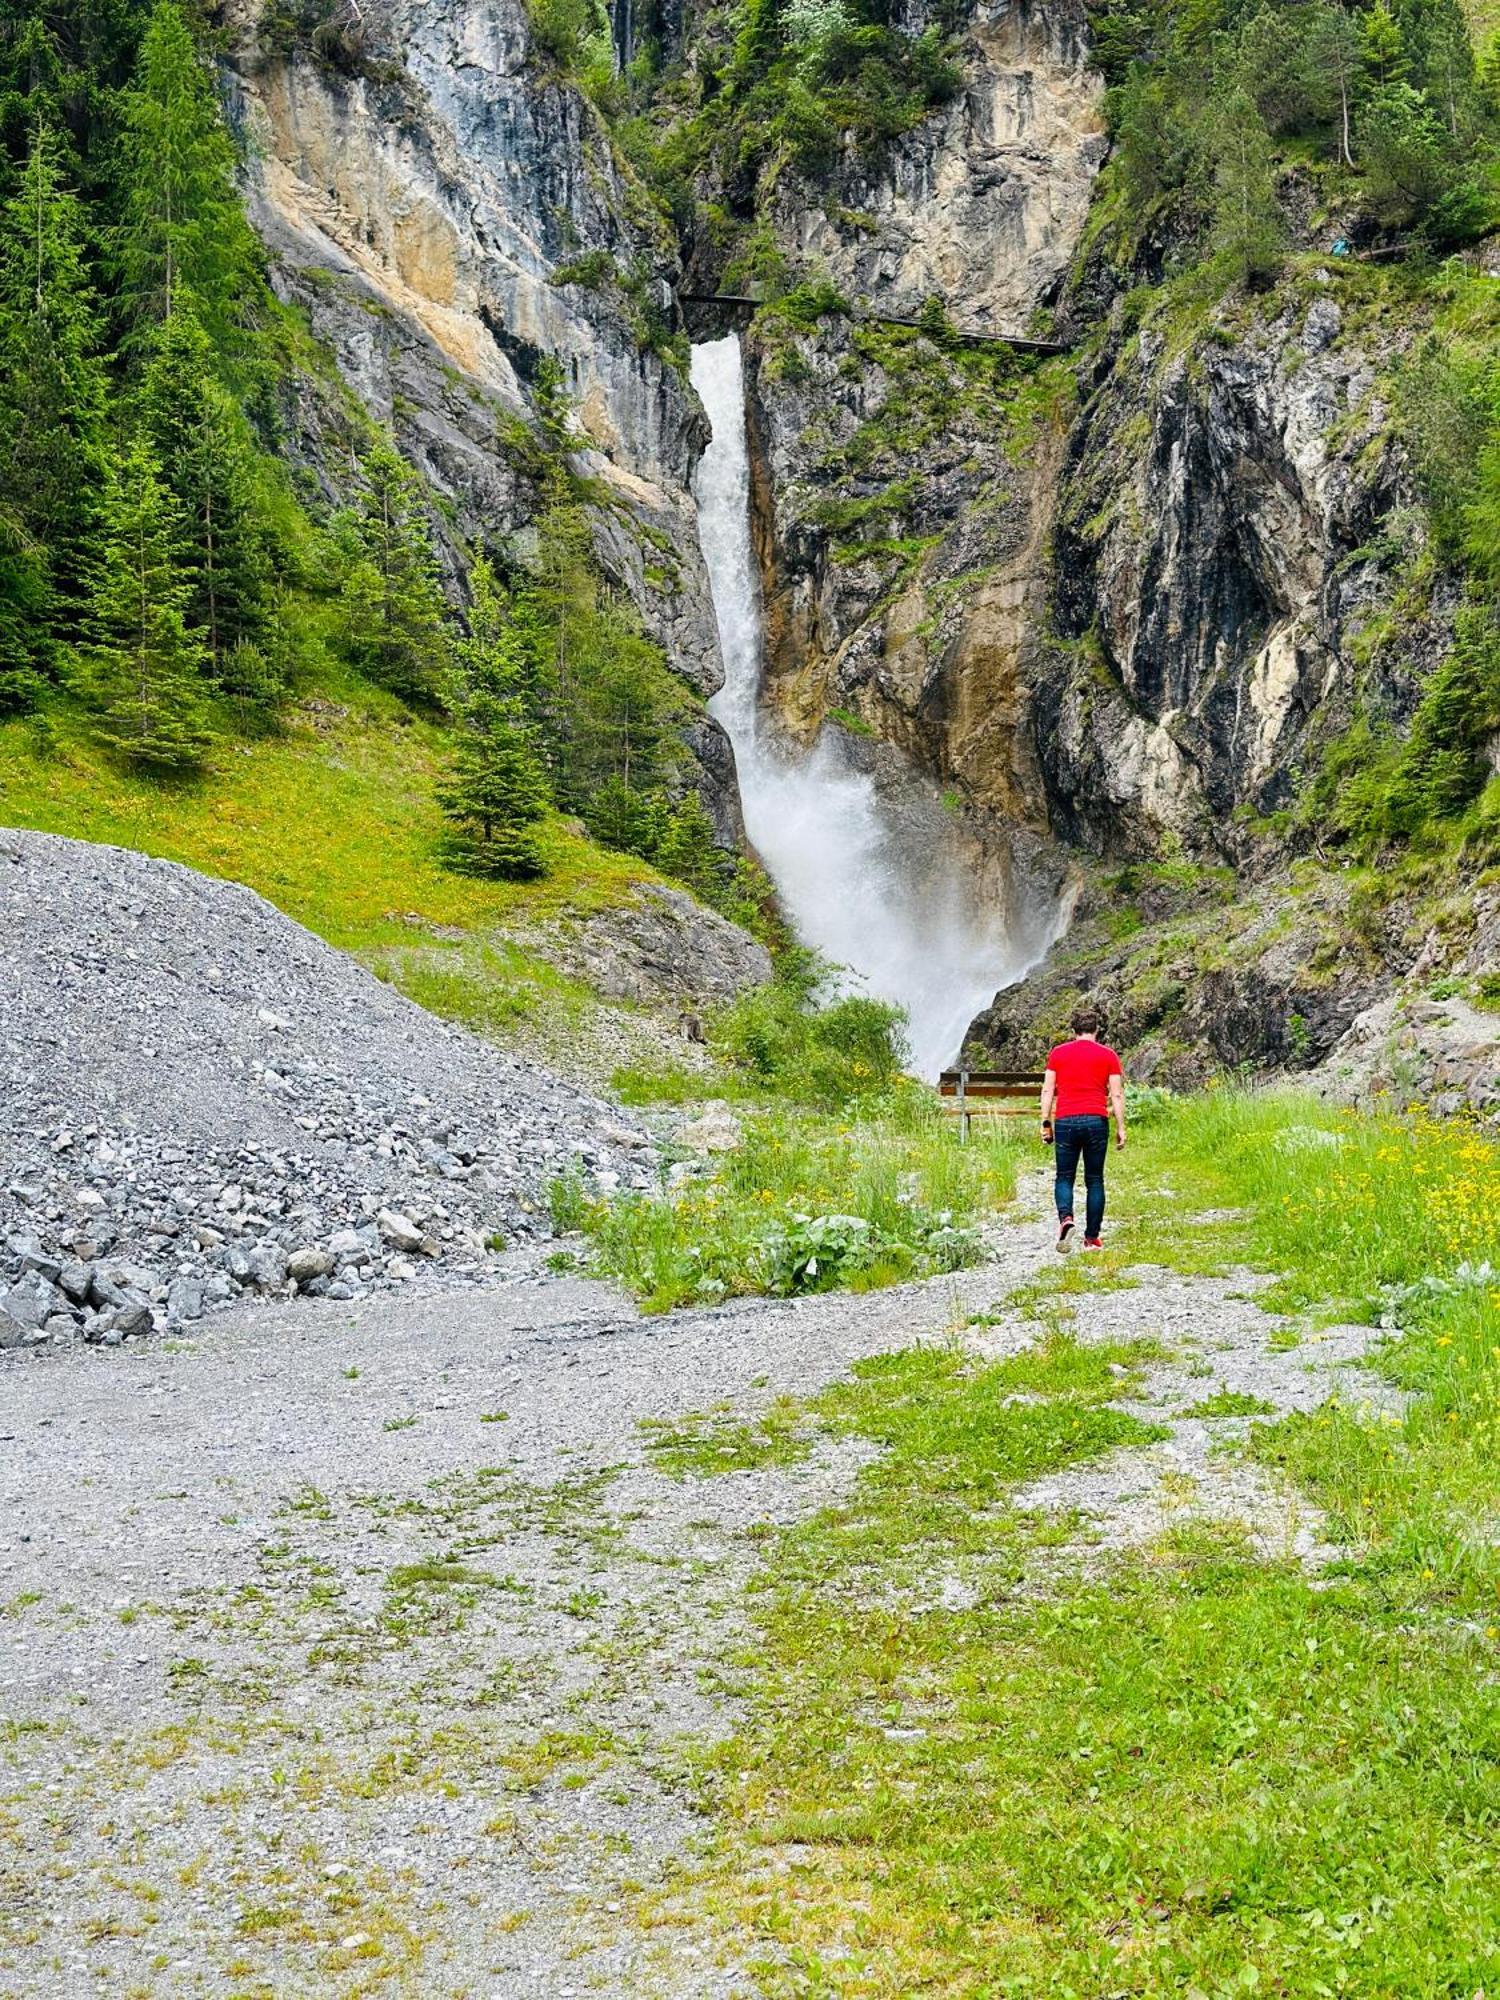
[530,884,772,1011]
[2,1272,60,1332]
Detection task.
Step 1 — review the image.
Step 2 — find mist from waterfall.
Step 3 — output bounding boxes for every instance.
[690,334,1046,1079]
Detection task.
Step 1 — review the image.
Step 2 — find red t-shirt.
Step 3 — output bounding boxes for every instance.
[1047,1039,1123,1119]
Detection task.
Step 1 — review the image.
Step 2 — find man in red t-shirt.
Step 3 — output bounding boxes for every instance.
[1039,1006,1126,1251]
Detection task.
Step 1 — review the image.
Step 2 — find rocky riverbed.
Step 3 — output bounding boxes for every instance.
[0,831,656,1351]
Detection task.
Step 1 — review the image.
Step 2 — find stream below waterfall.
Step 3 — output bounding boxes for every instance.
[690,334,1046,1079]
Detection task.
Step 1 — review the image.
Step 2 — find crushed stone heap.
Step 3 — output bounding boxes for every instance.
[0,830,654,1350]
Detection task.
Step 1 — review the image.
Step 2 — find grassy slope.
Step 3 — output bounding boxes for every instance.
[671,1094,1500,1995]
[0,681,677,1056]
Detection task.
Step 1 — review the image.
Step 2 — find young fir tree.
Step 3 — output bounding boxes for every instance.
[85,432,214,770]
[338,436,452,703]
[437,557,551,878]
[0,119,109,702]
[116,0,261,343]
[655,788,725,899]
[139,305,272,675]
[1209,90,1285,287]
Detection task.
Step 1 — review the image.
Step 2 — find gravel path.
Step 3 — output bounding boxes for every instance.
[0,1189,1393,1996]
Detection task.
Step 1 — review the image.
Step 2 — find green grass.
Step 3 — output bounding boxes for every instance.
[639,1397,812,1478]
[679,1092,1500,1995]
[571,1091,1026,1312]
[0,688,661,1040]
[1179,1386,1277,1419]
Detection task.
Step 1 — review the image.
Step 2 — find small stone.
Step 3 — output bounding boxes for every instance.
[377,1209,423,1253]
[287,1246,335,1285]
[166,1276,206,1324]
[387,1256,416,1281]
[244,1244,288,1291]
[679,1105,742,1155]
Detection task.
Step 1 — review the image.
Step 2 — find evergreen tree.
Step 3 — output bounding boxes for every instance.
[1304,4,1361,165]
[1360,81,1450,222]
[336,436,452,703]
[437,557,551,878]
[0,119,109,689]
[0,518,52,715]
[655,789,725,898]
[1382,605,1500,829]
[84,432,214,769]
[117,0,260,341]
[139,305,272,672]
[1360,0,1409,89]
[1209,90,1285,287]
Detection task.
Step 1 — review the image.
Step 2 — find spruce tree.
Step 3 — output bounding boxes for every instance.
[1209,90,1285,287]
[117,0,260,342]
[85,432,214,770]
[338,436,452,703]
[655,789,724,900]
[437,557,551,878]
[0,119,109,694]
[139,306,272,673]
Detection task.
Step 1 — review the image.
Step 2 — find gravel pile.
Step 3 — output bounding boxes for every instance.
[0,830,655,1349]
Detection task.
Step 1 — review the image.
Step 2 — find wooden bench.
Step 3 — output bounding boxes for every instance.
[937,1070,1044,1141]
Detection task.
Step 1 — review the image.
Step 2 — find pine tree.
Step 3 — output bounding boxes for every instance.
[1360,0,1409,89]
[117,0,260,342]
[0,119,109,694]
[0,519,52,715]
[139,306,272,672]
[337,436,452,703]
[1304,4,1361,165]
[437,557,551,878]
[85,433,214,770]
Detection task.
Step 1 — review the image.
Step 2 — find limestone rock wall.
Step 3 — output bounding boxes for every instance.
[773,0,1106,331]
[1040,292,1440,859]
[223,0,723,695]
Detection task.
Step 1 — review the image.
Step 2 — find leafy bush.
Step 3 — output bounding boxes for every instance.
[710,970,908,1107]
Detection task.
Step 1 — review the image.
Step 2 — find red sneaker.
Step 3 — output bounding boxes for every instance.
[1082,1236,1103,1250]
[1056,1217,1075,1252]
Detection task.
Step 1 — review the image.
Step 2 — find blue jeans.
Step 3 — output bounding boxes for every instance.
[1054,1115,1109,1238]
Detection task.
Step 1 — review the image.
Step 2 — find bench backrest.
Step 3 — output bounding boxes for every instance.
[936,1070,1044,1100]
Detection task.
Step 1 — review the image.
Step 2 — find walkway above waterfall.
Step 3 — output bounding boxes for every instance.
[681,293,1069,355]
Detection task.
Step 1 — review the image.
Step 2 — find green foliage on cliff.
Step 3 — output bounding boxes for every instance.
[1092,0,1498,276]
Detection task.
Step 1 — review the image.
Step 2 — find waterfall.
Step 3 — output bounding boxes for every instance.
[690,334,1051,1080]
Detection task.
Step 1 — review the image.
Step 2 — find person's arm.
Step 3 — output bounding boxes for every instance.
[1108,1071,1127,1149]
[1040,1068,1057,1141]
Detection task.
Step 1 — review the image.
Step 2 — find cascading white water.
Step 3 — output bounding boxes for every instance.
[691,334,1049,1079]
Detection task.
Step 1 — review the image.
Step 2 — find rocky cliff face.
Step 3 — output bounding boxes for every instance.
[217,0,1486,1098]
[767,0,1105,330]
[223,0,722,691]
[1040,289,1443,859]
[724,0,1105,924]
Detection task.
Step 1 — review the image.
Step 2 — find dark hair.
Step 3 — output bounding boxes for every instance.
[1071,1004,1105,1036]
